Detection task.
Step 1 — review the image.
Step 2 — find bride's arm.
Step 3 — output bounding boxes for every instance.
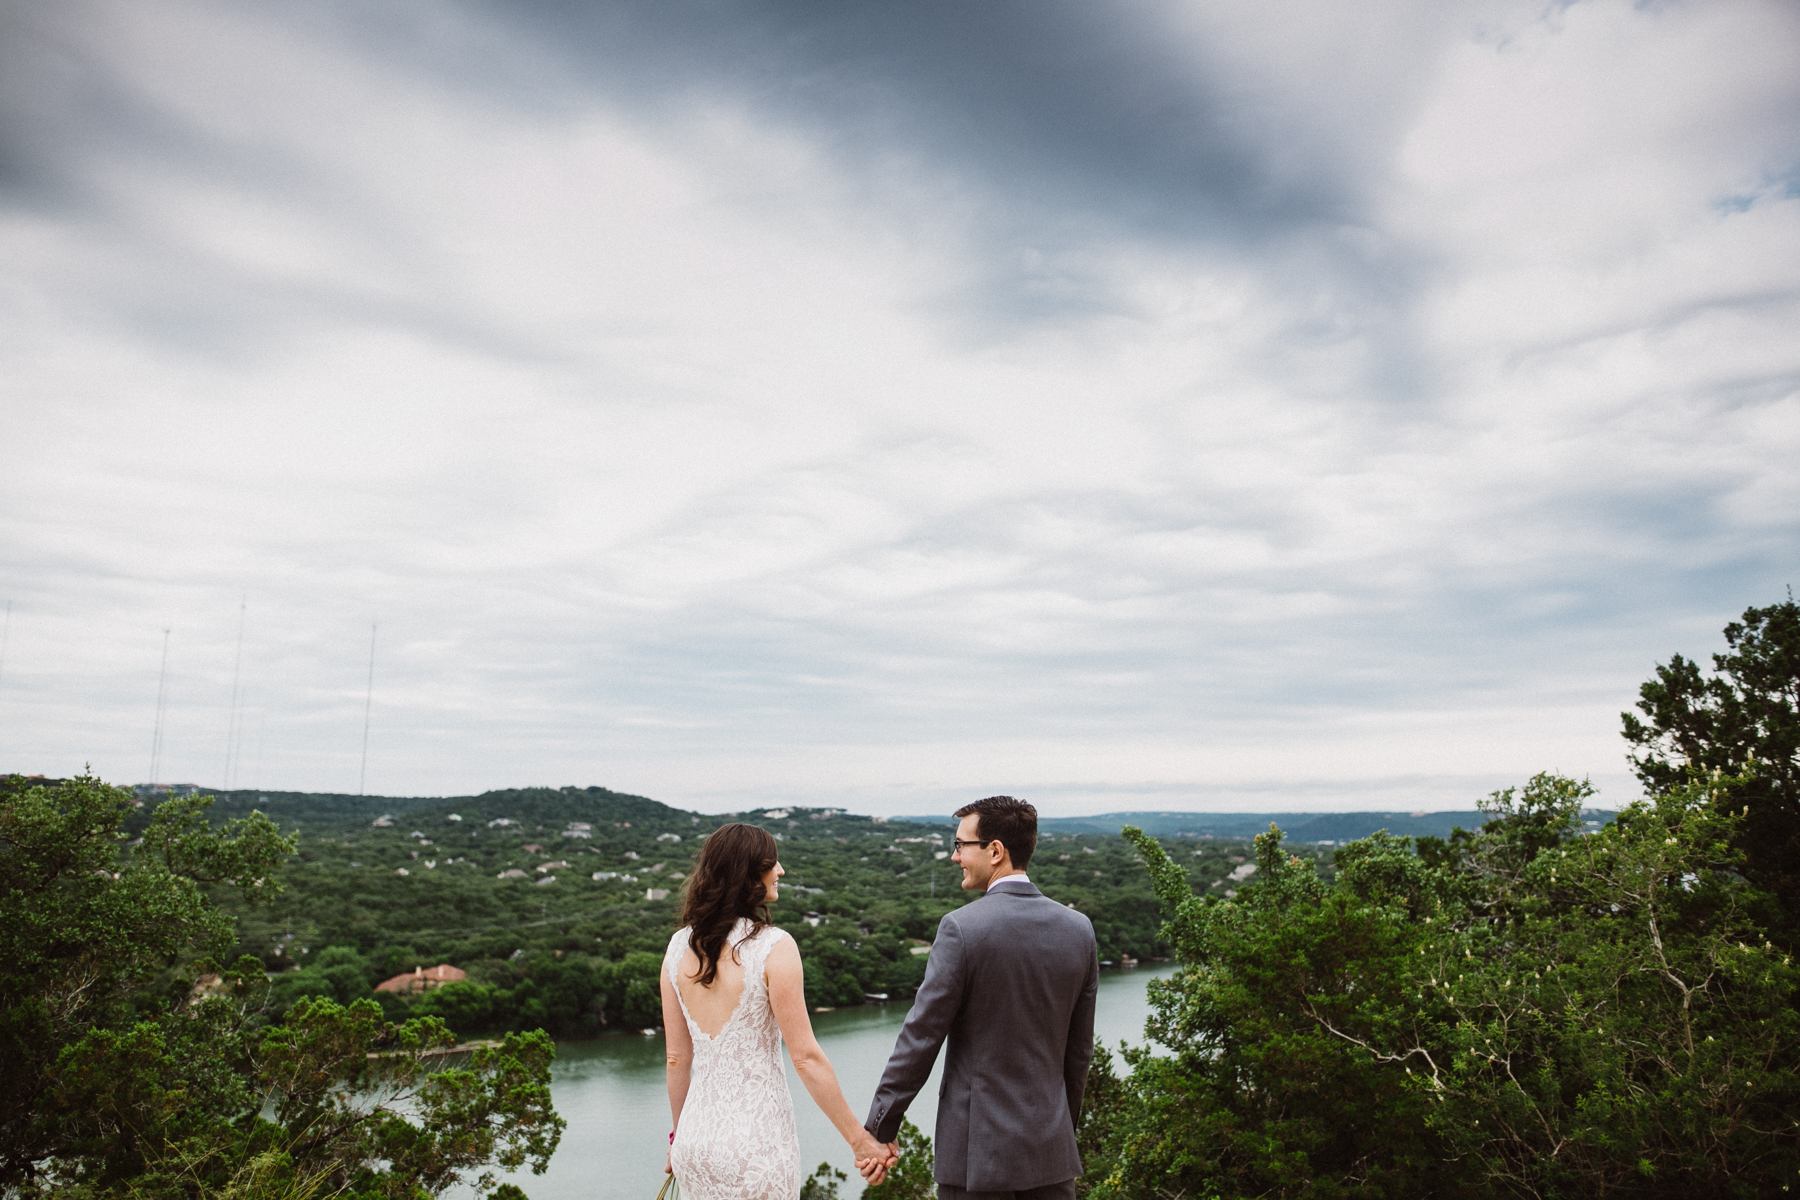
[766,934,891,1174]
[661,968,694,1171]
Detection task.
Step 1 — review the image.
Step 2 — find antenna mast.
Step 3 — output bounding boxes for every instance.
[150,629,171,785]
[357,623,377,796]
[0,600,11,762]
[223,595,247,791]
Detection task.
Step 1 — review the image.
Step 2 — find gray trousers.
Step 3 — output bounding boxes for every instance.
[938,1180,1076,1200]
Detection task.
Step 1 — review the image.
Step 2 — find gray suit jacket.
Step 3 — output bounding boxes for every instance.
[865,882,1099,1192]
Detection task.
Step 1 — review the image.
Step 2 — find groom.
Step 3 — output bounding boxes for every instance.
[859,796,1099,1200]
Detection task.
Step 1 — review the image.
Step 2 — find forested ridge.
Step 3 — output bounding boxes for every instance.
[157,786,1292,1035]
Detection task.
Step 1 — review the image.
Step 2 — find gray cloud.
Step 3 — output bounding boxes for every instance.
[379,0,1348,227]
[0,0,1796,814]
[264,0,1449,368]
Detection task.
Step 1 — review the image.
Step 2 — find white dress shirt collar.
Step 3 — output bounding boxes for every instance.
[985,873,1032,892]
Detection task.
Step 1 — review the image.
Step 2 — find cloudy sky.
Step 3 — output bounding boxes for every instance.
[1,0,1795,816]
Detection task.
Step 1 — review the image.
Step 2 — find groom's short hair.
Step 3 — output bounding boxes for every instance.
[954,795,1038,871]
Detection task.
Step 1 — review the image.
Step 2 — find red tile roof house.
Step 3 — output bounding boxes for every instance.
[374,964,467,995]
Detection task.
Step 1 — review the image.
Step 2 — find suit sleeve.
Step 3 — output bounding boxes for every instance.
[864,913,967,1142]
[1061,939,1099,1133]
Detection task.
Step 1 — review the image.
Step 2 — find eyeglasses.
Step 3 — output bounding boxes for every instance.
[951,838,994,851]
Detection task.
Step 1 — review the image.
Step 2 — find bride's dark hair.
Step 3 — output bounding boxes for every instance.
[680,822,780,986]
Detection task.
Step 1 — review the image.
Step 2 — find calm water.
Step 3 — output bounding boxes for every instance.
[484,964,1177,1200]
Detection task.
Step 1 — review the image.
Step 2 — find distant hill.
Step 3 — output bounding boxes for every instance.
[896,808,1617,843]
[125,784,905,843]
[119,782,1612,846]
[132,783,696,832]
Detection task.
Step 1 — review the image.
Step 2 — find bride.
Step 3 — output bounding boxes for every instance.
[662,823,890,1199]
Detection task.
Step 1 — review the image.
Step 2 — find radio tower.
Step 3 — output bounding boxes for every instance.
[149,629,171,785]
[223,595,247,791]
[357,623,377,796]
[0,600,12,762]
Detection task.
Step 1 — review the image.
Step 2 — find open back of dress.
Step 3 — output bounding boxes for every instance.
[675,939,747,1038]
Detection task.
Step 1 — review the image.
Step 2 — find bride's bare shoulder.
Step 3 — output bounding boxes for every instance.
[761,926,801,963]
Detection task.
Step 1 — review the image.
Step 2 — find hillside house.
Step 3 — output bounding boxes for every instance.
[375,964,467,995]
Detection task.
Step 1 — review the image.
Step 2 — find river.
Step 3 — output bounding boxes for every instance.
[482,963,1177,1200]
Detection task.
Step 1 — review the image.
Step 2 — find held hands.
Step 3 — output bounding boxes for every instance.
[851,1130,899,1186]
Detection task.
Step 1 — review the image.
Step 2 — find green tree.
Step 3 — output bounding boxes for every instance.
[1084,823,1463,1200]
[799,1162,848,1200]
[0,774,564,1198]
[1,772,293,1187]
[1415,779,1800,1195]
[410,980,501,1030]
[1622,597,1800,933]
[1087,776,1800,1199]
[862,1120,934,1200]
[266,945,377,1011]
[254,998,561,1197]
[617,951,667,1027]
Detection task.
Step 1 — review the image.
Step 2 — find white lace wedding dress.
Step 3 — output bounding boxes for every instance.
[664,920,801,1200]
